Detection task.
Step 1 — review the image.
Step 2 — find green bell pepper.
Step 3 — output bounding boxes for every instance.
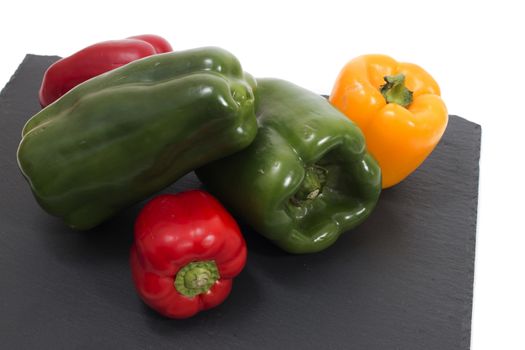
[17,47,257,230]
[196,78,381,254]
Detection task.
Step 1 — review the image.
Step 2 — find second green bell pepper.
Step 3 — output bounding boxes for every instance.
[17,47,257,230]
[197,78,382,254]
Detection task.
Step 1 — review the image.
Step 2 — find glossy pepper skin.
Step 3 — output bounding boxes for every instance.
[18,47,257,230]
[38,34,173,107]
[197,78,381,254]
[130,190,247,319]
[329,54,448,189]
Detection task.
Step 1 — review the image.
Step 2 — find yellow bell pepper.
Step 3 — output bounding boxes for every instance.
[329,54,448,189]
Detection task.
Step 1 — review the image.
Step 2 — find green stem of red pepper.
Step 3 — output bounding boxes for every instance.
[174,261,220,297]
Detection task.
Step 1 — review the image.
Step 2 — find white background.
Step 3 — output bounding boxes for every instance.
[1,1,524,348]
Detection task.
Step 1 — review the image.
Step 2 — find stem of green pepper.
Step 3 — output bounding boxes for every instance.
[380,74,413,108]
[292,166,327,203]
[174,261,220,297]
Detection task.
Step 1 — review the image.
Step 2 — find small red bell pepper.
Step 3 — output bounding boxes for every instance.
[130,190,247,319]
[38,34,172,107]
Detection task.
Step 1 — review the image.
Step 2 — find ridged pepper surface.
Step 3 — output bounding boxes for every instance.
[197,78,381,254]
[18,47,257,230]
[130,190,247,319]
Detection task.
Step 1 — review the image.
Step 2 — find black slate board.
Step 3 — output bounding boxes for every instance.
[0,55,481,350]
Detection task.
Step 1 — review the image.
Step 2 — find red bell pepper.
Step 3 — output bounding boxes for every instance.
[127,34,173,53]
[130,190,247,319]
[38,34,172,107]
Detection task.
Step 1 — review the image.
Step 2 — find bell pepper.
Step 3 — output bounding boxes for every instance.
[17,47,257,230]
[329,54,448,188]
[196,78,382,254]
[127,34,173,53]
[130,190,247,319]
[38,34,173,107]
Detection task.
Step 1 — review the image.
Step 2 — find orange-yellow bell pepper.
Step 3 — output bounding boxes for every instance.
[329,54,448,189]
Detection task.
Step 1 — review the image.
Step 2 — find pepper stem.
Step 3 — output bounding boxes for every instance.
[174,261,220,297]
[379,74,413,108]
[292,166,327,204]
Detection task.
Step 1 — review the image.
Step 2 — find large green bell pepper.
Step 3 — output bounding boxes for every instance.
[196,78,382,254]
[17,47,257,230]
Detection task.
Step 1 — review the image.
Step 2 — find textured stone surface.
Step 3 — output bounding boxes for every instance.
[0,55,480,349]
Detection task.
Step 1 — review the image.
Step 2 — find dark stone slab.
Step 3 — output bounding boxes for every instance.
[0,55,480,349]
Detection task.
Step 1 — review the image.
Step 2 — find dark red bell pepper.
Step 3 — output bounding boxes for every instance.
[130,190,247,319]
[38,34,172,107]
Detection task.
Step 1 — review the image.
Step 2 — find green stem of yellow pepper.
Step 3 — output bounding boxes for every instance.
[380,74,413,108]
